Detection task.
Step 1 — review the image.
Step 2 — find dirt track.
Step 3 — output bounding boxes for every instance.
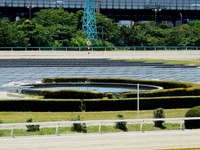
[0,50,199,59]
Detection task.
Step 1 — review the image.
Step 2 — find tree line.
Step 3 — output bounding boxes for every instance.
[0,8,200,47]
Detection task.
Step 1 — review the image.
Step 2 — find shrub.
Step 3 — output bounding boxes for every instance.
[106,93,113,99]
[26,118,40,132]
[153,108,165,127]
[115,114,128,131]
[0,119,3,124]
[71,115,87,133]
[184,106,200,129]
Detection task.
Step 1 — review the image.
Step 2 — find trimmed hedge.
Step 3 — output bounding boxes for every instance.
[184,106,200,129]
[42,77,193,89]
[2,77,199,112]
[40,77,200,99]
[0,96,199,112]
[124,87,200,97]
[0,99,81,112]
[42,90,105,99]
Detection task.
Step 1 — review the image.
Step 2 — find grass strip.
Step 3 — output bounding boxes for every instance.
[0,109,189,123]
[0,123,183,137]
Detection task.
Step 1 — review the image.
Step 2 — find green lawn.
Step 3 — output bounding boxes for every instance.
[0,109,188,123]
[128,59,200,66]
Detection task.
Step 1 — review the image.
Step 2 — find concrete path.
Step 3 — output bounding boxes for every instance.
[0,130,200,150]
[0,50,199,60]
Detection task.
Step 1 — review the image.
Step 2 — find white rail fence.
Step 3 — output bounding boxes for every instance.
[0,117,200,137]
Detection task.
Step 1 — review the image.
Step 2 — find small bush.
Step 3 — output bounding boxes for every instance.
[71,115,87,133]
[153,108,165,127]
[26,118,40,132]
[184,106,200,129]
[106,93,113,99]
[0,119,3,124]
[115,114,128,131]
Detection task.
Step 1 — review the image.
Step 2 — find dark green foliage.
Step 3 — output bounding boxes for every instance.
[42,77,90,83]
[115,114,128,131]
[0,96,200,112]
[80,99,86,112]
[2,11,200,46]
[0,99,81,112]
[2,77,200,112]
[0,119,3,124]
[153,108,165,127]
[41,78,54,83]
[106,93,113,99]
[184,106,200,129]
[41,77,199,99]
[26,118,40,132]
[71,115,87,133]
[42,90,105,99]
[124,87,200,98]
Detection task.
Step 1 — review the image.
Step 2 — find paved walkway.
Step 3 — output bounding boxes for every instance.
[0,92,25,99]
[0,130,200,150]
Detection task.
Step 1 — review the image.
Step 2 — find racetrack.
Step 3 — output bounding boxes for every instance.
[0,130,200,150]
[0,50,200,60]
[0,50,200,149]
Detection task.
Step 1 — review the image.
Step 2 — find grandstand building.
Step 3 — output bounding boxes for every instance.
[0,0,200,24]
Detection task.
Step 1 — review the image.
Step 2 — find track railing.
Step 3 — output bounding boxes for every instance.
[0,46,200,51]
[0,117,200,137]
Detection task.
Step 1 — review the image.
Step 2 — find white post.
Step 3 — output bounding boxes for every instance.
[137,83,140,119]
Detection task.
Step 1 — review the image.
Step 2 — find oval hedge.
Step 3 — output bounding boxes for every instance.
[40,77,199,99]
[1,77,200,112]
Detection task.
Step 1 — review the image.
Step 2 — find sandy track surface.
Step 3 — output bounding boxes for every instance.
[0,50,200,59]
[0,130,200,150]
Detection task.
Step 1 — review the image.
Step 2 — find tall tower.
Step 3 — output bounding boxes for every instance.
[82,0,98,42]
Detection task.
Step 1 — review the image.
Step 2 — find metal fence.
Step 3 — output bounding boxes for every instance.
[0,46,200,51]
[0,117,200,137]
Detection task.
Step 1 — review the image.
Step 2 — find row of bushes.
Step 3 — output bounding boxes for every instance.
[0,96,200,112]
[42,90,105,99]
[124,87,200,98]
[27,87,200,99]
[42,77,193,89]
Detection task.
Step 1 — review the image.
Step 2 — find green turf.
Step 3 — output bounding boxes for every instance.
[0,109,188,123]
[128,59,200,66]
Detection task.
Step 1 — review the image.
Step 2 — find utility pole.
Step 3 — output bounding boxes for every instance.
[82,0,98,42]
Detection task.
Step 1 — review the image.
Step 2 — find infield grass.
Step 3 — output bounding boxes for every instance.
[128,59,200,66]
[0,109,188,123]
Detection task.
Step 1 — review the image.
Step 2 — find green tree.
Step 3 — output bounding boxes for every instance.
[165,24,191,46]
[188,20,200,46]
[34,8,78,27]
[34,8,81,47]
[96,13,120,44]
